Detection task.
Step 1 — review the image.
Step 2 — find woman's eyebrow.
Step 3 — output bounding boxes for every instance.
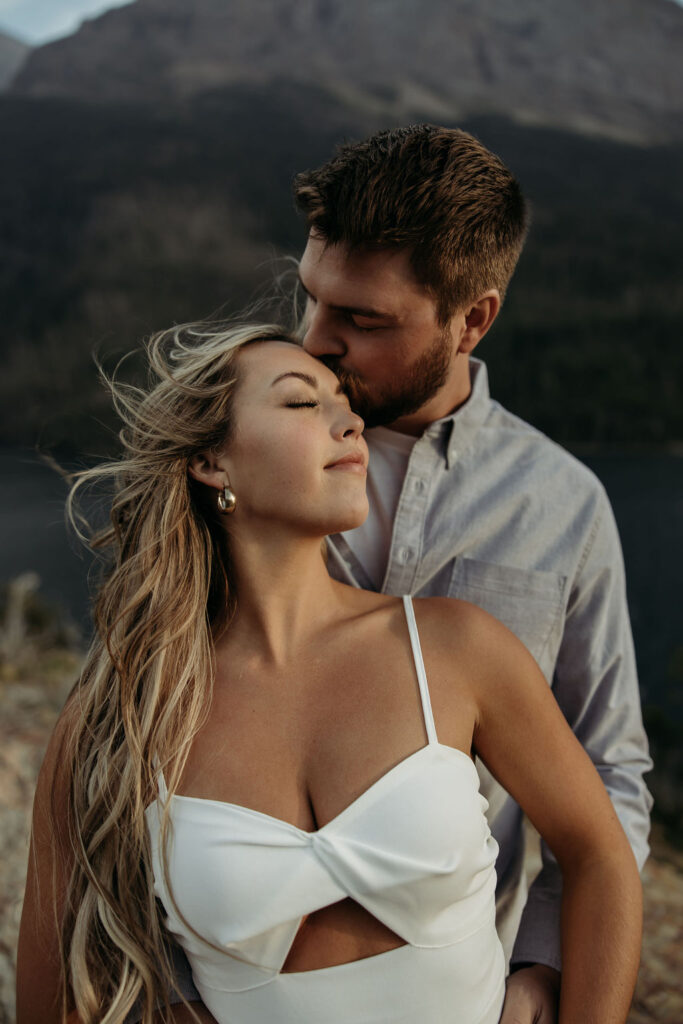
[270,371,344,396]
[271,371,319,388]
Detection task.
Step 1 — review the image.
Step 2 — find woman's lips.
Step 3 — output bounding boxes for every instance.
[325,453,367,473]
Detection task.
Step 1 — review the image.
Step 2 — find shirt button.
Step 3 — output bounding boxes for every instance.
[414,479,425,494]
[449,448,458,461]
[399,547,414,564]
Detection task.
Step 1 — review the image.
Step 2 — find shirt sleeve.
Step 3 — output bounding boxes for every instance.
[510,484,653,970]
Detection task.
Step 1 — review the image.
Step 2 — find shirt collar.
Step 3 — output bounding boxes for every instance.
[421,357,492,469]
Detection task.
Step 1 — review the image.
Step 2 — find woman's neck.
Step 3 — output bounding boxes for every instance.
[223,527,348,665]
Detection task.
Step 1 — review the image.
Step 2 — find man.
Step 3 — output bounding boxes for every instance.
[293,124,652,1022]
[146,125,652,1023]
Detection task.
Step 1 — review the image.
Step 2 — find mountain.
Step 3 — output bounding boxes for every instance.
[0,31,30,89]
[1,80,681,451]
[1,0,682,450]
[10,0,683,144]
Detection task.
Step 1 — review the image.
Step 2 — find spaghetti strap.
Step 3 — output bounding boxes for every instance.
[402,595,438,745]
[152,755,169,804]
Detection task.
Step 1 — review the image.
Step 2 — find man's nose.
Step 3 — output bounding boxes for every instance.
[302,305,346,359]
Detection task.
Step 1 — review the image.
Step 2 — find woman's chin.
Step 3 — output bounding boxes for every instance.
[327,503,370,535]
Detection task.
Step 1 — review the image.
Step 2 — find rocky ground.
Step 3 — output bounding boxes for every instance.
[1,651,682,1023]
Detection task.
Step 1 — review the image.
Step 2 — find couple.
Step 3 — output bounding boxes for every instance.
[17,125,651,1024]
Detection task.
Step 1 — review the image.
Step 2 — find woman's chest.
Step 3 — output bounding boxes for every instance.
[175,636,471,832]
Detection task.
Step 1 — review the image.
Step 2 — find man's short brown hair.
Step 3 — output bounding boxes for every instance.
[293,124,529,324]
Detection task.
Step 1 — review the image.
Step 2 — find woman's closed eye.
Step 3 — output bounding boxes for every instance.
[286,399,320,409]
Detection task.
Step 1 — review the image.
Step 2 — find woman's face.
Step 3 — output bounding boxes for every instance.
[219,340,369,536]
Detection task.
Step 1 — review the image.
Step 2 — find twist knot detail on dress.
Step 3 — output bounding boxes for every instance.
[145,596,506,1023]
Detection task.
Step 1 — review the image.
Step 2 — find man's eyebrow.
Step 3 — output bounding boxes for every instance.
[271,370,344,395]
[339,304,396,320]
[297,272,397,321]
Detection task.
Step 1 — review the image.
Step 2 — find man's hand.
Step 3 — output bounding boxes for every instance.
[499,964,560,1024]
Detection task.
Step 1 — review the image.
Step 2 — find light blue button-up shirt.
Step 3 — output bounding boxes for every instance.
[326,358,653,971]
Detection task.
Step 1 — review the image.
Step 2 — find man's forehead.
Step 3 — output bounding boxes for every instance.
[299,233,422,300]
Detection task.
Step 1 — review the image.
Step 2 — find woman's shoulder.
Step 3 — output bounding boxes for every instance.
[410,594,509,642]
[335,586,518,651]
[410,595,535,682]
[333,582,404,627]
[33,692,81,824]
[44,688,81,763]
[334,585,534,682]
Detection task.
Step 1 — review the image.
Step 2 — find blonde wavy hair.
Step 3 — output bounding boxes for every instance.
[57,320,292,1022]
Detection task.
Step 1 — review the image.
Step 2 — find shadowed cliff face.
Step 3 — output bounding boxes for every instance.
[9,0,683,144]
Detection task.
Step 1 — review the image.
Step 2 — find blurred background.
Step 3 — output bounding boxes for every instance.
[0,1,681,1020]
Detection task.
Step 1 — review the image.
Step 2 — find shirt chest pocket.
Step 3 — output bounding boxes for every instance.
[448,557,566,671]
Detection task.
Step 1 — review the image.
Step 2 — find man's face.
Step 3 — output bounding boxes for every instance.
[299,234,461,431]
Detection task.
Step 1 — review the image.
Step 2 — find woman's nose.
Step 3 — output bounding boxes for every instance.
[339,409,365,438]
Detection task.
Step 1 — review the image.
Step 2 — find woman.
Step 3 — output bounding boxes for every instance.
[17,321,641,1024]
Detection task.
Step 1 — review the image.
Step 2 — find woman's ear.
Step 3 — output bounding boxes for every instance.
[188,450,227,490]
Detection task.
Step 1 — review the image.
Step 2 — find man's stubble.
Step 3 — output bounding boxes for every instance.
[322,326,453,429]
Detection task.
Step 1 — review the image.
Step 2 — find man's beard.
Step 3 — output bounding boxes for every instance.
[322,327,452,429]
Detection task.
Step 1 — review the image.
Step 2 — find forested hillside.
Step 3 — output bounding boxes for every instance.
[1,85,681,451]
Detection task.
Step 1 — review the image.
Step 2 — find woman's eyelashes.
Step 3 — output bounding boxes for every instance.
[285,399,320,409]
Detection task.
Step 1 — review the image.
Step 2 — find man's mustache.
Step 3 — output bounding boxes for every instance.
[320,357,359,395]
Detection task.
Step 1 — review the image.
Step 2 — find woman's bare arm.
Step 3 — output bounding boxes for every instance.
[434,598,642,1024]
[18,716,219,1024]
[16,709,75,1024]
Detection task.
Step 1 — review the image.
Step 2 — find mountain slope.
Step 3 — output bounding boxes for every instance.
[0,82,681,450]
[10,0,683,143]
[0,31,30,89]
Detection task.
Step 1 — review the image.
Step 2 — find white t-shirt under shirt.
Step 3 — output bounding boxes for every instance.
[345,426,418,590]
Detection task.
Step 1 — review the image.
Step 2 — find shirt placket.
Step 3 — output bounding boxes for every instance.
[382,430,445,595]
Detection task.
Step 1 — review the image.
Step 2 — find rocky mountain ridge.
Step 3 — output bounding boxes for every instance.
[10,0,683,143]
[0,31,29,90]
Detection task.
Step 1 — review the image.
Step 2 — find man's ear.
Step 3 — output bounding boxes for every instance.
[188,450,227,490]
[458,289,501,355]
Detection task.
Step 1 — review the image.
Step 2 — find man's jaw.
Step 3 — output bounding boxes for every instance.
[321,354,451,430]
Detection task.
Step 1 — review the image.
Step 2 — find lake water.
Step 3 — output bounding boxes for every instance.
[1,446,681,720]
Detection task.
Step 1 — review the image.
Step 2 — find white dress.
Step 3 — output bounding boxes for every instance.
[145,597,506,1023]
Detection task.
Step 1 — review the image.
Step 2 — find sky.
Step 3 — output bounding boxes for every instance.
[0,0,135,45]
[3,0,683,45]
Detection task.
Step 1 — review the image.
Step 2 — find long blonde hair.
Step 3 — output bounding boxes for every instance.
[58,320,292,1022]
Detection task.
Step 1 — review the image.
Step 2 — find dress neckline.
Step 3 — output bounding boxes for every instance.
[155,743,476,837]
